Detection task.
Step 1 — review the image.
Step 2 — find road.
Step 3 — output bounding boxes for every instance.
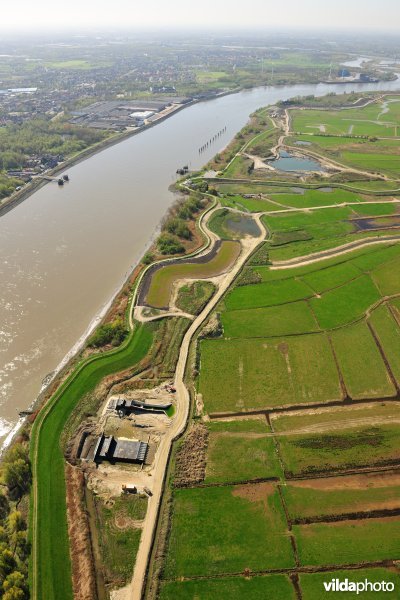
[112,213,266,600]
[271,234,400,269]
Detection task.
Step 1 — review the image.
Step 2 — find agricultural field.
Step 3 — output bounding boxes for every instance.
[155,94,400,600]
[294,517,400,566]
[198,334,341,413]
[287,99,400,177]
[204,419,282,483]
[276,423,400,476]
[221,301,319,338]
[164,484,295,578]
[331,320,396,399]
[282,471,400,520]
[159,574,296,600]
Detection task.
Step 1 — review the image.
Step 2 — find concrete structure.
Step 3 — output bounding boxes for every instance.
[108,396,172,416]
[93,434,148,464]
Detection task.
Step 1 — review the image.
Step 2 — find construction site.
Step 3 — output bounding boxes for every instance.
[67,383,175,502]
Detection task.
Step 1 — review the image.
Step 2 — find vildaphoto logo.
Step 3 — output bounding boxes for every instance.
[323,579,395,594]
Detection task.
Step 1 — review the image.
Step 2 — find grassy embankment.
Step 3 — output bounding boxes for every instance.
[30,323,153,600]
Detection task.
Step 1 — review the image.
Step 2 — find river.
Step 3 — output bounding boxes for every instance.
[1,77,400,447]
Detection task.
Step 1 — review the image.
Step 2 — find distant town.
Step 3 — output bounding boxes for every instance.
[0,32,398,200]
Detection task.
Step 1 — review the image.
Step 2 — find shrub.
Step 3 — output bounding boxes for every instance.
[142,252,154,265]
[164,218,191,240]
[157,233,184,255]
[2,445,31,500]
[88,319,127,348]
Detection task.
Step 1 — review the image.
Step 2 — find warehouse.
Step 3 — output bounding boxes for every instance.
[93,434,148,464]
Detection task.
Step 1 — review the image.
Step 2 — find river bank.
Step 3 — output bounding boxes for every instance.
[0,88,240,217]
[1,77,400,450]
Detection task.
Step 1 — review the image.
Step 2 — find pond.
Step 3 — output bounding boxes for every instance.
[224,214,261,237]
[352,215,400,231]
[268,150,325,172]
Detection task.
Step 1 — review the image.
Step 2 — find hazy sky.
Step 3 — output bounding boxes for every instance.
[1,0,399,32]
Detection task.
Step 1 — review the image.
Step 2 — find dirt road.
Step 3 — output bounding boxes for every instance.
[270,235,400,269]
[114,215,266,600]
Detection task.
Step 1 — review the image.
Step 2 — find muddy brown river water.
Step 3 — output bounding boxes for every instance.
[1,78,399,447]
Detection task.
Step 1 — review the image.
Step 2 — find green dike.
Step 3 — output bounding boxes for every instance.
[30,323,153,600]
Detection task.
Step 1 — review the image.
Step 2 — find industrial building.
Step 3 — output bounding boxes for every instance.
[69,97,190,130]
[108,396,172,416]
[93,434,148,464]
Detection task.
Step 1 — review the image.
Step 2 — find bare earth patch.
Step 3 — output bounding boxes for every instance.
[65,464,97,600]
[290,469,400,491]
[232,481,275,502]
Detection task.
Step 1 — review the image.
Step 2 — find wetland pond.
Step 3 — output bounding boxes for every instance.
[352,215,400,231]
[224,213,261,237]
[268,150,325,172]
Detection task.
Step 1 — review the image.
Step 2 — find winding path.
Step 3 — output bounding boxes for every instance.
[116,214,267,600]
[270,234,400,269]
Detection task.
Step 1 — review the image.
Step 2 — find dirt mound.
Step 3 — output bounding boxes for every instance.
[65,464,97,600]
[232,481,275,502]
[174,423,209,487]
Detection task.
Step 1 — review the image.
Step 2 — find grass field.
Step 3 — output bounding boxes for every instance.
[164,484,295,577]
[283,474,400,520]
[205,420,282,483]
[331,321,395,399]
[291,103,400,138]
[268,188,363,209]
[276,423,400,476]
[301,261,361,293]
[294,517,400,566]
[220,194,285,212]
[159,574,296,600]
[225,277,313,310]
[30,324,153,600]
[310,275,381,328]
[146,241,240,308]
[222,301,318,338]
[199,334,341,413]
[370,254,400,296]
[369,304,400,384]
[288,99,400,176]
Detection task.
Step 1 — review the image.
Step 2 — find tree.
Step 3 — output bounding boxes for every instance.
[142,252,154,265]
[88,319,127,348]
[3,459,31,499]
[164,218,191,240]
[157,233,184,255]
[0,494,9,521]
[8,512,25,534]
[3,570,26,594]
[3,587,26,600]
[0,549,16,581]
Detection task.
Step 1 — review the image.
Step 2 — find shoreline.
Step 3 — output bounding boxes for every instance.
[1,79,397,218]
[0,219,162,454]
[0,191,213,454]
[2,80,399,451]
[0,87,240,218]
